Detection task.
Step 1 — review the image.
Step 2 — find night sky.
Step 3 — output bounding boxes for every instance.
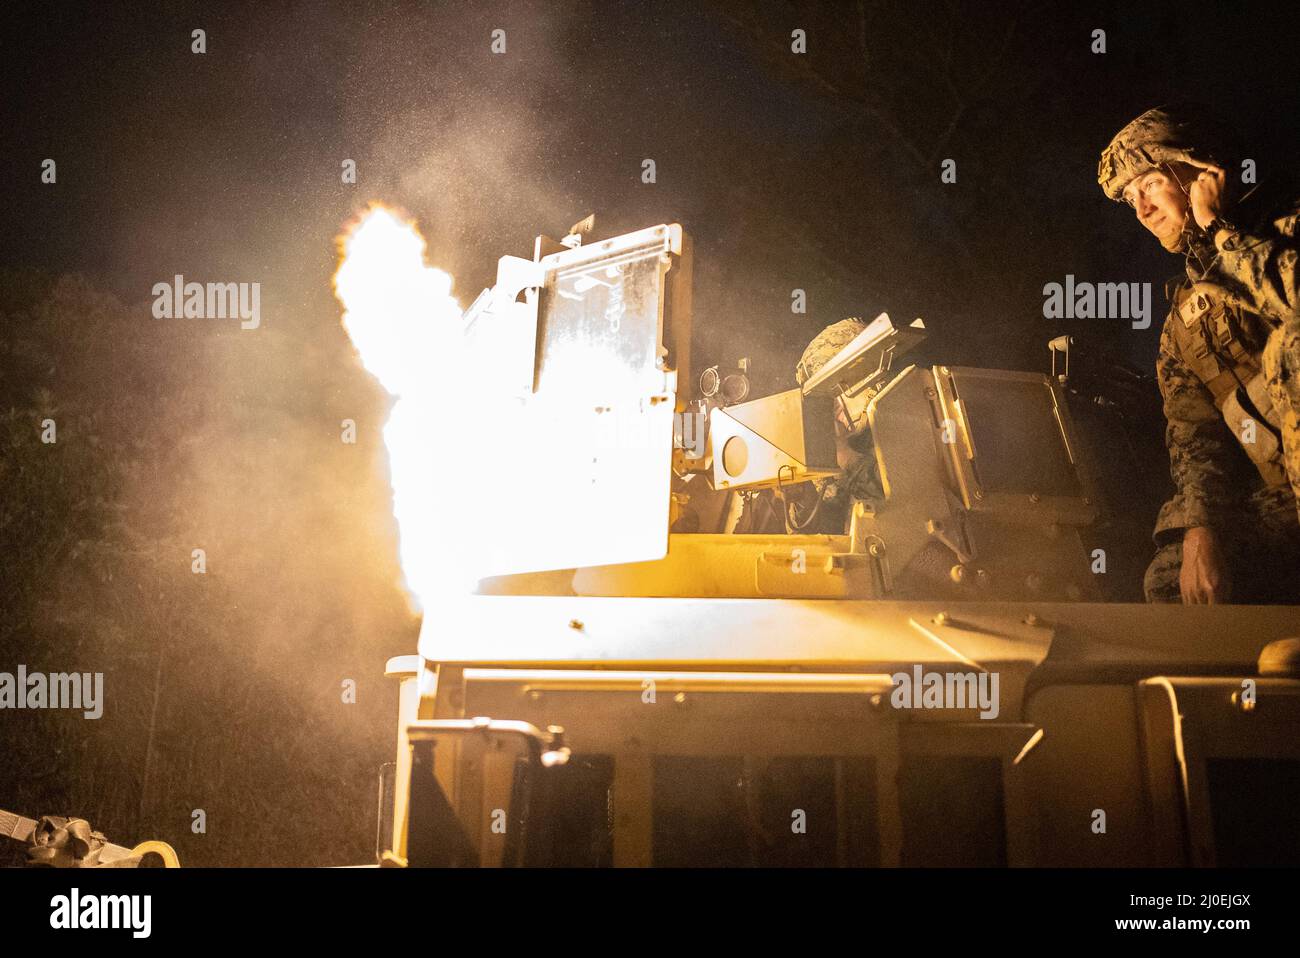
[5,0,1298,387]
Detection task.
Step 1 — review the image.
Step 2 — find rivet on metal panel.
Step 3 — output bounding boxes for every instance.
[527,689,543,702]
[1024,613,1040,627]
[934,611,950,626]
[673,692,687,707]
[1029,493,1041,503]
[1229,690,1256,712]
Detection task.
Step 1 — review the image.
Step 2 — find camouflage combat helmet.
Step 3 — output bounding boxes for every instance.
[795,317,867,386]
[1098,103,1241,202]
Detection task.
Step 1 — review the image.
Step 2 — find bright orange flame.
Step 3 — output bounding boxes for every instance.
[333,205,477,610]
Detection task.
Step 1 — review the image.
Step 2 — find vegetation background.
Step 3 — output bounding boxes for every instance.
[1,269,411,865]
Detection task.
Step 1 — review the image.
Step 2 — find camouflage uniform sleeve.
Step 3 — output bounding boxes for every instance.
[1153,312,1243,540]
[1214,198,1300,323]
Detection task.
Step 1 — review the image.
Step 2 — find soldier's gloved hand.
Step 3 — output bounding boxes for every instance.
[1184,159,1227,231]
[833,404,860,470]
[1180,526,1232,604]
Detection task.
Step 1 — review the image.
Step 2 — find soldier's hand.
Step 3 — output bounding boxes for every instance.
[1180,526,1231,604]
[834,405,861,470]
[1184,160,1227,231]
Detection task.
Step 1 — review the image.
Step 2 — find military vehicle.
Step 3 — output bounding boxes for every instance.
[380,222,1300,868]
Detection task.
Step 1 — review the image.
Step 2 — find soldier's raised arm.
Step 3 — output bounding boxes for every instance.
[1204,193,1300,323]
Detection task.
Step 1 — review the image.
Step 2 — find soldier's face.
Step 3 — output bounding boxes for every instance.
[1122,167,1192,251]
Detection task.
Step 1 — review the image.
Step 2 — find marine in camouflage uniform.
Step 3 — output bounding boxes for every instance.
[1098,105,1300,602]
[733,317,883,535]
[736,318,887,535]
[796,318,884,523]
